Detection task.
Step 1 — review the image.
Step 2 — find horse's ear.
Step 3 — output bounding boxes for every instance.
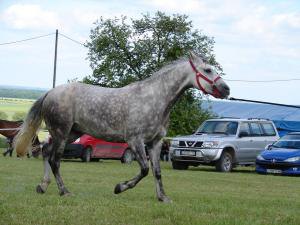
[188,51,203,63]
[188,51,197,60]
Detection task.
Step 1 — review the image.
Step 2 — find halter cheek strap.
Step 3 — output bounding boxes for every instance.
[189,59,222,97]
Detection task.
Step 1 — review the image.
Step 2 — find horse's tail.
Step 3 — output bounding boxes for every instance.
[14,93,48,157]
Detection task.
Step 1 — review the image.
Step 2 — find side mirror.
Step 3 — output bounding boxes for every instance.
[238,131,249,138]
[265,144,273,150]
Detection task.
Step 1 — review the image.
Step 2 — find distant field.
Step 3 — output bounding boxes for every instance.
[0,98,48,141]
[0,156,299,225]
[0,97,34,120]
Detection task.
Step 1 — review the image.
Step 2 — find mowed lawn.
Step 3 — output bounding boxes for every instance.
[0,155,299,225]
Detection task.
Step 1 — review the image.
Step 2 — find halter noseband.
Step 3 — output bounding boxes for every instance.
[189,59,222,97]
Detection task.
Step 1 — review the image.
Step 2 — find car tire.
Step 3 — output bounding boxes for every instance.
[82,147,92,162]
[121,149,134,164]
[172,161,188,170]
[215,151,233,172]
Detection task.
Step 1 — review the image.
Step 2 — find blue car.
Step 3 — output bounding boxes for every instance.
[256,132,300,175]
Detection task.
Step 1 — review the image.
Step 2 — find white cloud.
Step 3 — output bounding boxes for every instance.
[144,0,207,14]
[272,12,300,29]
[1,4,61,30]
[72,9,100,26]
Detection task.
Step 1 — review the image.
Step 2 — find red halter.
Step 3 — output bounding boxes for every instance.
[189,59,222,98]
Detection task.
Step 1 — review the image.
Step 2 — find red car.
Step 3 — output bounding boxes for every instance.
[63,134,134,163]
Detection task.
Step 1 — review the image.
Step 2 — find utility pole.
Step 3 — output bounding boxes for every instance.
[52,29,58,88]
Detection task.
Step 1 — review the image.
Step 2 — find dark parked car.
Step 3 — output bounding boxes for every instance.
[63,134,134,163]
[256,132,300,175]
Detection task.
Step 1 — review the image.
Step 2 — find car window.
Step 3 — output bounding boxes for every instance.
[226,122,238,135]
[239,122,250,136]
[261,123,276,136]
[249,122,263,136]
[273,140,300,149]
[281,134,300,140]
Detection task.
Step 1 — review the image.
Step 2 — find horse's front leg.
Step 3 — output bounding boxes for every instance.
[148,139,171,203]
[36,143,51,194]
[114,138,149,194]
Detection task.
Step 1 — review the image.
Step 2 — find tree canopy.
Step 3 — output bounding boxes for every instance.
[84,11,219,136]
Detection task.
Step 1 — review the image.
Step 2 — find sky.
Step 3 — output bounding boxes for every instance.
[0,0,300,104]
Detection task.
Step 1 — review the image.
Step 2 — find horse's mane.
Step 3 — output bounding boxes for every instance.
[130,57,187,86]
[151,57,187,78]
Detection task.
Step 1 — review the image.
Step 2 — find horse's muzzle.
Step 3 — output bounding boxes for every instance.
[214,83,230,99]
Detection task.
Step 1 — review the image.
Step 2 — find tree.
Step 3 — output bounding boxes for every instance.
[84,11,220,136]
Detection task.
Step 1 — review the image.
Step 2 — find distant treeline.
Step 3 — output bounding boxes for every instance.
[0,87,46,99]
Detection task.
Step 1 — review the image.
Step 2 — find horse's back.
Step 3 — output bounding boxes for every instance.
[41,83,129,138]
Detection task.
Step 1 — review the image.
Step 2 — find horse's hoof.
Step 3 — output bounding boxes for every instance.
[114,183,122,194]
[61,192,72,197]
[36,185,45,194]
[60,191,72,197]
[158,196,172,203]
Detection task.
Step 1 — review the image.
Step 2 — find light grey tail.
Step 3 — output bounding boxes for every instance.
[14,93,47,157]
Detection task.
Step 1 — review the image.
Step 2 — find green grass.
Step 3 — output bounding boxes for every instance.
[0,156,299,225]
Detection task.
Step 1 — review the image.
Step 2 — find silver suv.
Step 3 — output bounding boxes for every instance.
[170,118,279,172]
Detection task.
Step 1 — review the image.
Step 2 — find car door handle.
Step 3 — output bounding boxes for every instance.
[249,140,254,142]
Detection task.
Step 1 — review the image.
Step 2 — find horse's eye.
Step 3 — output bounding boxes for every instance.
[204,68,212,73]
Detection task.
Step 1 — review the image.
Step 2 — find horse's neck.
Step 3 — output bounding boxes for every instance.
[156,61,192,116]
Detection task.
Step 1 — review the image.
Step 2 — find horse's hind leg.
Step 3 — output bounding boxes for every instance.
[36,143,52,194]
[48,130,81,196]
[114,138,149,194]
[48,137,71,196]
[148,139,171,203]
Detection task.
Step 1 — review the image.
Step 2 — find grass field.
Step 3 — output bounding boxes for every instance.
[0,98,34,120]
[0,155,300,225]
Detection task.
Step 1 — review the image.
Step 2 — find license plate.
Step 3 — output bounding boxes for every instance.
[181,150,195,156]
[266,169,282,174]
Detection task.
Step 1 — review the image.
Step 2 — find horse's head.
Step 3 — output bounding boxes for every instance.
[188,52,230,99]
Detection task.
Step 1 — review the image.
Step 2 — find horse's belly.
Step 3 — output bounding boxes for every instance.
[73,118,125,142]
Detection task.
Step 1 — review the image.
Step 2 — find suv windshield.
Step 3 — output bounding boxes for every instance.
[196,121,238,135]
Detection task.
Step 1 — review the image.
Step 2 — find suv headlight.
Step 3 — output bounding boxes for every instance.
[202,141,219,148]
[284,157,300,162]
[170,140,179,147]
[256,155,265,160]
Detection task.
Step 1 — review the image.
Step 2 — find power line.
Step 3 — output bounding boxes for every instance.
[0,31,86,47]
[58,32,85,46]
[224,78,300,83]
[0,33,55,46]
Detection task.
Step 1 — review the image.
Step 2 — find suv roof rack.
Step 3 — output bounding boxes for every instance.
[219,117,241,119]
[248,118,269,121]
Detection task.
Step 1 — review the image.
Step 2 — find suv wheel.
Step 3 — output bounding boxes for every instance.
[82,147,92,162]
[216,151,233,172]
[121,149,134,164]
[172,161,188,170]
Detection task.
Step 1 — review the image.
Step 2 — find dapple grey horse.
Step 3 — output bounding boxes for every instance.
[14,52,230,202]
